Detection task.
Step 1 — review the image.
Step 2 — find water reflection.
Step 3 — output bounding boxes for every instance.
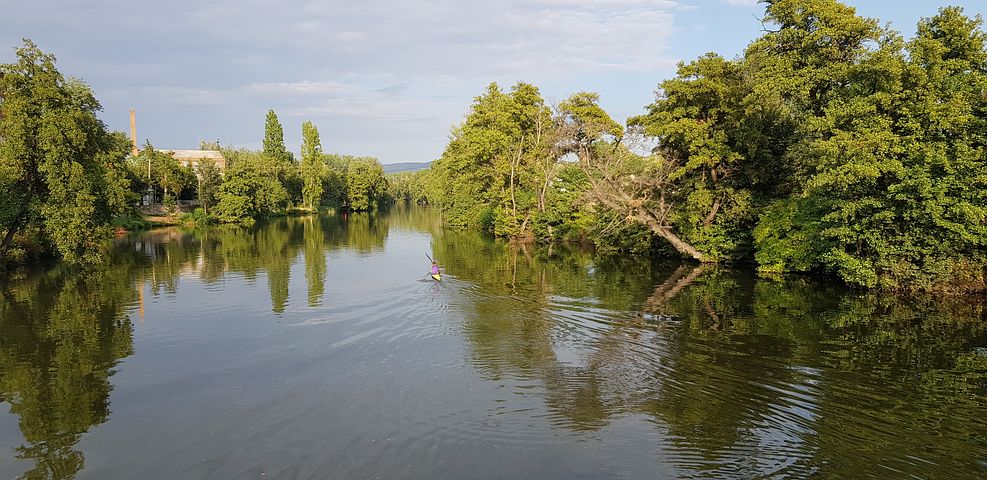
[0,207,984,479]
[0,253,138,479]
[130,213,392,314]
[434,231,987,478]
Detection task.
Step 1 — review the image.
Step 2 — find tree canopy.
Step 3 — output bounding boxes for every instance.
[410,2,987,292]
[0,40,134,264]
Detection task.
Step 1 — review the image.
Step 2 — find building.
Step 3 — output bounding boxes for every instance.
[158,149,227,170]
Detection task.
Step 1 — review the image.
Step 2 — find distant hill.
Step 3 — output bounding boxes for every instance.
[383,162,432,174]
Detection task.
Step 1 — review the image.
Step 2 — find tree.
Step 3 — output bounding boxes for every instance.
[345,158,387,211]
[263,109,301,204]
[300,121,325,210]
[430,82,556,236]
[196,160,222,215]
[213,150,289,222]
[0,39,132,263]
[138,141,194,206]
[323,153,351,210]
[630,54,753,261]
[752,4,987,290]
[263,109,293,165]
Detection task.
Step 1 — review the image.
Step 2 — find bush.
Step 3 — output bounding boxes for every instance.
[177,208,213,228]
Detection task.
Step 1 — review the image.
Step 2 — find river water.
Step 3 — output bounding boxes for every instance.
[0,207,985,479]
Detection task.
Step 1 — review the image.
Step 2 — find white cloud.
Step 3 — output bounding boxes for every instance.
[2,0,684,162]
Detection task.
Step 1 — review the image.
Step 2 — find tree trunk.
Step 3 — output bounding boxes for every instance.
[509,134,524,220]
[539,176,549,212]
[703,197,722,228]
[0,212,24,261]
[631,210,705,261]
[652,224,705,261]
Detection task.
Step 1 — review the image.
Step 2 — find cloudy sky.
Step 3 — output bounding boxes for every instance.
[3,0,984,164]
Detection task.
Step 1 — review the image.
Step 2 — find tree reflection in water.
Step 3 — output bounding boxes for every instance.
[435,230,987,478]
[0,251,139,479]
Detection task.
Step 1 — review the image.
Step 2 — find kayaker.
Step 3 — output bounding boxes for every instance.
[431,261,440,276]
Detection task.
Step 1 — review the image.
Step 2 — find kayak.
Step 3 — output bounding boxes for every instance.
[431,273,441,281]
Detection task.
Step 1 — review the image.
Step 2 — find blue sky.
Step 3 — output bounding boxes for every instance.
[2,0,984,164]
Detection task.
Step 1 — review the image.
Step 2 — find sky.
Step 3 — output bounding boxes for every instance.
[2,0,985,164]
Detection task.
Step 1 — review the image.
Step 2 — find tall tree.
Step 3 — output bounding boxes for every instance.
[431,82,554,236]
[559,92,709,260]
[0,39,131,263]
[300,121,325,210]
[262,109,301,204]
[262,109,293,165]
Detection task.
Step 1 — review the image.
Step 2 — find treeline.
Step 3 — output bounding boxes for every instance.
[402,1,987,293]
[130,111,390,223]
[0,40,391,266]
[194,112,389,223]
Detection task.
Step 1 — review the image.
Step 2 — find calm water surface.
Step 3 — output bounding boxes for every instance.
[0,207,985,479]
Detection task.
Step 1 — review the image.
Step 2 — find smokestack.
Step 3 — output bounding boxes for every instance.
[129,109,138,156]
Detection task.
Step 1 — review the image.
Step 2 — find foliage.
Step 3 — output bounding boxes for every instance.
[346,157,387,211]
[263,109,301,204]
[111,213,152,231]
[0,40,134,264]
[749,4,987,290]
[195,159,223,215]
[387,169,438,206]
[429,82,557,237]
[322,153,351,209]
[135,141,195,207]
[300,121,325,210]
[409,1,987,292]
[214,148,289,222]
[177,207,213,228]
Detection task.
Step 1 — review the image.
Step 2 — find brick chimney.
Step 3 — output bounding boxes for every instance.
[129,109,138,156]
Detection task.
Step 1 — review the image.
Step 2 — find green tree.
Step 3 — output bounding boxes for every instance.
[323,153,351,210]
[300,121,325,210]
[0,39,132,264]
[213,150,289,222]
[195,159,223,215]
[139,141,194,206]
[345,158,387,212]
[430,82,557,236]
[263,109,293,165]
[262,109,301,204]
[631,54,753,261]
[752,4,987,291]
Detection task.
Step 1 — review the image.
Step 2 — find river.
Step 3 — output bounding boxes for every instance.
[0,207,985,479]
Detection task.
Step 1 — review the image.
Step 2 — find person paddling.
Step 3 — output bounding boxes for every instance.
[426,253,442,281]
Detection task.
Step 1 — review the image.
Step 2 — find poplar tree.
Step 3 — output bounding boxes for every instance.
[300,121,324,210]
[262,109,293,165]
[262,109,301,204]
